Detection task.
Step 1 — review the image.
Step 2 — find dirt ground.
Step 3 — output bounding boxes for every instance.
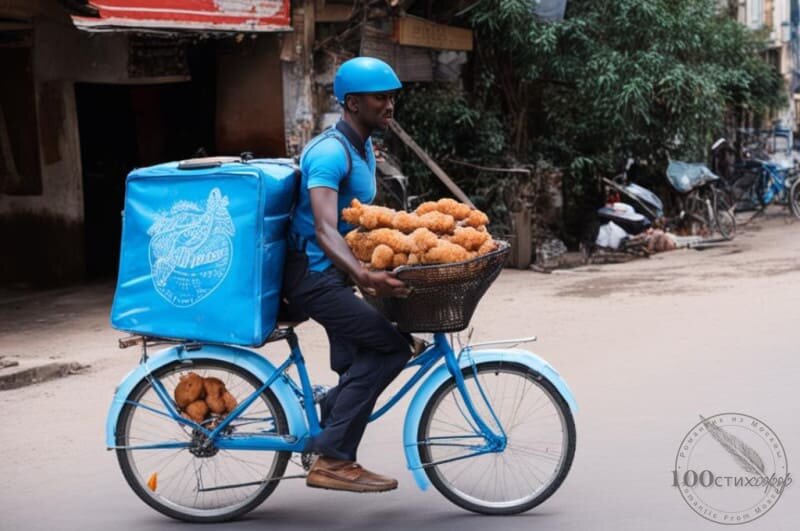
[0,207,798,531]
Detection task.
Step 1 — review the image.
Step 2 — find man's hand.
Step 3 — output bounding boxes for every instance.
[356,269,410,298]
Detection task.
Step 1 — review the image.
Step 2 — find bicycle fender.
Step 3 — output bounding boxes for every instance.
[105,343,308,448]
[402,348,578,490]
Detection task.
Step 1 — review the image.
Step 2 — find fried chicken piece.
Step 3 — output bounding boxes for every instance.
[392,211,424,233]
[407,253,421,266]
[370,244,395,269]
[367,228,414,253]
[359,205,397,230]
[174,372,205,409]
[222,391,238,414]
[414,201,439,215]
[422,240,470,264]
[436,198,472,220]
[415,198,472,220]
[477,237,497,255]
[463,209,489,228]
[409,227,439,254]
[183,399,209,424]
[203,377,229,415]
[345,229,377,262]
[341,198,364,225]
[392,253,408,268]
[419,211,455,234]
[448,226,491,251]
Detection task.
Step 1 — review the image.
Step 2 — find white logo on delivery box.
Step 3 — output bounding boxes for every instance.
[147,188,235,307]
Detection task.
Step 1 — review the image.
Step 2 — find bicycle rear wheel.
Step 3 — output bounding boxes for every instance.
[417,362,575,515]
[713,188,736,240]
[115,359,290,523]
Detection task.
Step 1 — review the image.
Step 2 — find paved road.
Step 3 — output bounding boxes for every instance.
[1,211,798,531]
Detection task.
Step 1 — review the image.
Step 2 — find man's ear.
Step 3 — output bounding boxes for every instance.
[345,94,359,114]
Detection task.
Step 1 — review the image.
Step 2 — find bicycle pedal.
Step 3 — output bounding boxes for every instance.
[301,451,316,471]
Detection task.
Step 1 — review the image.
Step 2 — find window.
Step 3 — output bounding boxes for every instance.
[749,0,764,28]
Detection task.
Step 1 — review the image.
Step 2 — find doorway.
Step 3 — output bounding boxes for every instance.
[75,77,216,280]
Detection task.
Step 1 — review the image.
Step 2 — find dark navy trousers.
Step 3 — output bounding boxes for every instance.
[281,250,412,462]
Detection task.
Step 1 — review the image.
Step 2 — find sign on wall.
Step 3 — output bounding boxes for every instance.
[71,1,292,32]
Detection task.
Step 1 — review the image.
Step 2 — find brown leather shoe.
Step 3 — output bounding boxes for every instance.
[306,455,398,493]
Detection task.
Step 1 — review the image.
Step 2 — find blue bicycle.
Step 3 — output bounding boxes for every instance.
[108,315,577,521]
[731,156,800,217]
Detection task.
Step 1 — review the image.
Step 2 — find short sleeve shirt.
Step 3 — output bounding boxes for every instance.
[289,127,377,272]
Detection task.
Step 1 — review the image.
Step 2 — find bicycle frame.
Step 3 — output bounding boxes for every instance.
[114,331,506,455]
[756,161,792,205]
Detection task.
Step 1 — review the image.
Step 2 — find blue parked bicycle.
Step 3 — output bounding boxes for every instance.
[108,244,578,522]
[731,156,800,218]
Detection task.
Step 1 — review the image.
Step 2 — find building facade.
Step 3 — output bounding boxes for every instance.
[0,0,473,287]
[731,0,800,130]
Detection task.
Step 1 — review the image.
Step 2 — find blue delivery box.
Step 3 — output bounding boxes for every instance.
[110,157,299,346]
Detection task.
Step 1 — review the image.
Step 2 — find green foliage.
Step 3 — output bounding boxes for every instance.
[393,84,517,232]
[394,0,787,244]
[470,0,786,173]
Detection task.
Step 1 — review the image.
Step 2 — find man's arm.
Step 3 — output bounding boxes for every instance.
[309,187,408,297]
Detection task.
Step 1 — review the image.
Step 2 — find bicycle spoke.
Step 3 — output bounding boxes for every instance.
[117,360,289,520]
[419,364,573,512]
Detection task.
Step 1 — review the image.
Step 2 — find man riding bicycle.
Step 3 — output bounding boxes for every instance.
[281,57,414,493]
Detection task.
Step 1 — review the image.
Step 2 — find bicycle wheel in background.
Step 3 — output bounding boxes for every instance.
[682,192,713,236]
[417,362,576,515]
[730,170,759,210]
[790,178,800,219]
[116,360,290,523]
[713,187,736,240]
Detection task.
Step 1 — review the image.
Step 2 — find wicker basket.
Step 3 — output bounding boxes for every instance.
[361,240,510,332]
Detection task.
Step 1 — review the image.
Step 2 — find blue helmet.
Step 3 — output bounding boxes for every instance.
[333,57,402,105]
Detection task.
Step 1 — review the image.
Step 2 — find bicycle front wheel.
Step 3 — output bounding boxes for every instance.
[417,362,576,515]
[115,359,290,523]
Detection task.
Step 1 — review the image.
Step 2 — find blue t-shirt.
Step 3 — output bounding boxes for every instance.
[289,127,377,272]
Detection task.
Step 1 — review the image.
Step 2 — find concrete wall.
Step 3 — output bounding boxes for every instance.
[216,34,286,156]
[1,1,289,286]
[0,2,133,286]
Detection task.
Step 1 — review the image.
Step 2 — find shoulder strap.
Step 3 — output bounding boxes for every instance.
[301,127,352,188]
[328,133,352,190]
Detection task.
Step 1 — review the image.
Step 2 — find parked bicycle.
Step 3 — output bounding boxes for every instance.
[730,155,799,218]
[596,152,735,242]
[107,244,578,522]
[665,155,736,240]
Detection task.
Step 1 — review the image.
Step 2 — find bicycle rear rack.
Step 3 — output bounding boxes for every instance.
[118,334,203,363]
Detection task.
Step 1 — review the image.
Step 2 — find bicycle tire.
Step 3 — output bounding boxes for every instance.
[116,359,290,523]
[790,178,800,219]
[417,361,576,515]
[730,169,759,210]
[682,192,712,235]
[713,187,736,240]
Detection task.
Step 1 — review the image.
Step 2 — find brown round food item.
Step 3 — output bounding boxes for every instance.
[183,399,209,424]
[370,244,395,270]
[174,372,205,409]
[203,377,228,414]
[222,391,238,414]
